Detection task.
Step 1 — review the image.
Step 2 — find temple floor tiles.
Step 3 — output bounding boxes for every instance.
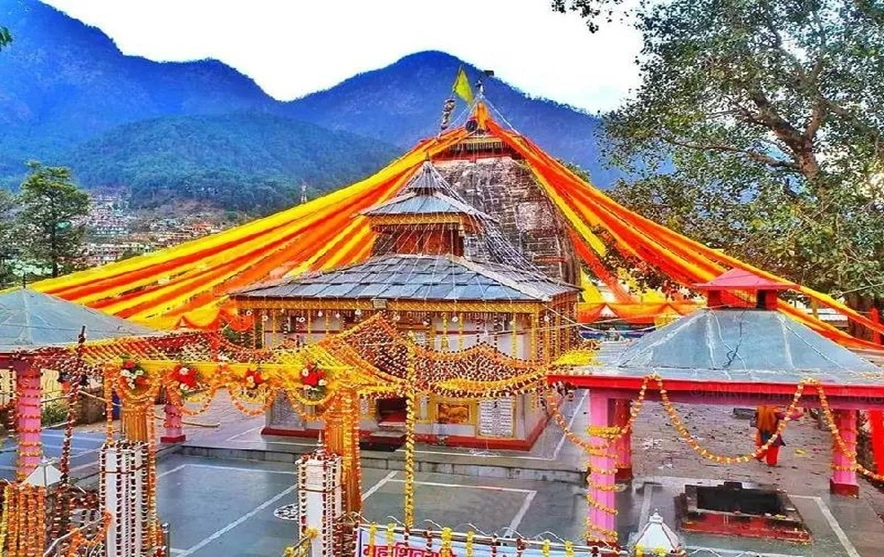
[149,455,882,557]
[15,393,884,555]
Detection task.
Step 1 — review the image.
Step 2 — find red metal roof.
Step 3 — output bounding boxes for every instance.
[694,268,798,291]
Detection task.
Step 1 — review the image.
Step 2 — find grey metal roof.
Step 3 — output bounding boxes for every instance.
[362,191,493,220]
[234,255,577,303]
[0,289,157,353]
[404,161,449,194]
[576,309,883,385]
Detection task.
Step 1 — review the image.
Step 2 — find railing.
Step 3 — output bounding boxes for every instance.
[42,513,106,557]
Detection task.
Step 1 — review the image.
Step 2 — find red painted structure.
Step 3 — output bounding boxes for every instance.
[548,269,884,545]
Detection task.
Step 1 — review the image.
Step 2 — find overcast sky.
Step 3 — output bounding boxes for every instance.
[43,0,642,113]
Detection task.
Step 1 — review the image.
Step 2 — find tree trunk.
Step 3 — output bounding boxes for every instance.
[846,293,884,345]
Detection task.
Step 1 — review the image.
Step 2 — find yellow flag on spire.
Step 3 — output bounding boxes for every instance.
[452,66,474,105]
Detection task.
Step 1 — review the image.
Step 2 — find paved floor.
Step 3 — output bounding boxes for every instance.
[0,428,106,481]
[155,452,884,557]
[7,389,884,555]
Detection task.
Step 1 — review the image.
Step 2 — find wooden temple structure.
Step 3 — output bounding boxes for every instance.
[233,161,580,449]
[550,270,884,545]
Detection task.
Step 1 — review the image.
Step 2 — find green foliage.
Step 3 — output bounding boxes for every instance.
[41,401,68,427]
[565,0,884,304]
[0,189,15,286]
[0,26,11,51]
[15,162,90,278]
[65,113,399,216]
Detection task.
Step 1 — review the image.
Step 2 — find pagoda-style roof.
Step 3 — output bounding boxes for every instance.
[570,308,881,386]
[233,254,577,304]
[0,288,156,353]
[362,161,496,222]
[694,268,798,291]
[362,191,493,220]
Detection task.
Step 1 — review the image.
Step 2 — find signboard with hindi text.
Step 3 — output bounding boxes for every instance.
[477,397,514,438]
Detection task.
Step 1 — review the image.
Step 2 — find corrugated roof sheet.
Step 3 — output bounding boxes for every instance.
[404,161,449,194]
[0,289,156,352]
[234,254,577,303]
[577,309,883,385]
[363,192,491,219]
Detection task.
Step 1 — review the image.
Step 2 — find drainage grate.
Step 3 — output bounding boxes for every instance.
[274,503,299,521]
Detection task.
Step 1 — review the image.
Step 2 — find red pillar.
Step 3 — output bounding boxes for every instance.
[587,391,618,545]
[830,409,859,497]
[160,403,186,444]
[611,399,632,482]
[15,359,43,480]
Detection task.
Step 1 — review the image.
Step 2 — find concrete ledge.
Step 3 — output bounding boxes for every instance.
[178,441,584,484]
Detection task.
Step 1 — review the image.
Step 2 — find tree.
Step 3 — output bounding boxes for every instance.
[16,162,90,278]
[556,0,884,337]
[0,189,15,286]
[0,26,11,51]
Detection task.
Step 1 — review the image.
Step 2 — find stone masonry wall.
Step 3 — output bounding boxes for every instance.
[436,157,579,285]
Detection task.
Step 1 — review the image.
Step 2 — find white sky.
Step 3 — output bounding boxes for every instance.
[42,0,642,113]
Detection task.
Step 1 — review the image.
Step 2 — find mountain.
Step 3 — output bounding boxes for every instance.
[284,51,618,185]
[0,0,619,213]
[65,113,401,213]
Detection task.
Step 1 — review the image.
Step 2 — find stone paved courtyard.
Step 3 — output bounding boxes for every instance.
[5,391,884,555]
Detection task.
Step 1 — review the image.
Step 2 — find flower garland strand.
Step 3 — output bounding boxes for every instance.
[403,347,417,530]
[815,383,884,482]
[657,376,805,464]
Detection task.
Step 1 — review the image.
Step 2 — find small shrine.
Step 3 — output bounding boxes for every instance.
[550,268,884,545]
[233,161,580,449]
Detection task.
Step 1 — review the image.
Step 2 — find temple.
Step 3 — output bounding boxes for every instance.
[232,161,579,448]
[24,105,884,352]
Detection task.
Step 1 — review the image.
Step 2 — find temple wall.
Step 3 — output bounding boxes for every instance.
[436,157,580,285]
[262,315,548,448]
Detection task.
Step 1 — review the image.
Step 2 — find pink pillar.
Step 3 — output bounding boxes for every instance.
[611,399,633,482]
[160,403,186,443]
[587,391,618,545]
[830,409,859,497]
[15,360,42,480]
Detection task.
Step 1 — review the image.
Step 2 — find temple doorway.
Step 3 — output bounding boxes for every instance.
[377,397,408,426]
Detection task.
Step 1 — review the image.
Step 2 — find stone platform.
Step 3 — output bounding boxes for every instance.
[178,392,591,485]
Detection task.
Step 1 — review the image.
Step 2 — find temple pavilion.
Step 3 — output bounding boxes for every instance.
[233,161,579,449]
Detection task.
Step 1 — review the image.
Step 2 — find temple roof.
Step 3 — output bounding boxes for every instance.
[404,161,449,194]
[362,191,493,220]
[363,161,495,221]
[234,254,577,303]
[0,289,156,353]
[694,268,798,291]
[577,308,882,385]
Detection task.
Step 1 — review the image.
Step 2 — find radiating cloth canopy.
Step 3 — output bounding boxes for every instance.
[18,103,884,349]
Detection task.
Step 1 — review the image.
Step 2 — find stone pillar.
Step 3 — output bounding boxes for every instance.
[611,399,633,482]
[298,446,343,557]
[15,359,42,480]
[160,403,186,444]
[587,391,618,545]
[831,409,859,497]
[121,404,149,442]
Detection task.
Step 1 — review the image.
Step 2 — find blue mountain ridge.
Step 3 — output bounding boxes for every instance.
[0,0,618,212]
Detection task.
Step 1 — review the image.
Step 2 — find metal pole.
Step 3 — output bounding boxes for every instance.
[162,522,170,554]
